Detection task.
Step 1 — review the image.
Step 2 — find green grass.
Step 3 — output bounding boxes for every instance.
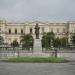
[6,57,68,63]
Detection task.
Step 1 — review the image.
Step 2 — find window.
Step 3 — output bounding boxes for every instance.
[9,29,11,34]
[21,29,23,34]
[51,28,53,32]
[15,29,17,34]
[57,28,59,33]
[42,27,44,33]
[63,28,66,33]
[8,38,11,41]
[30,28,32,34]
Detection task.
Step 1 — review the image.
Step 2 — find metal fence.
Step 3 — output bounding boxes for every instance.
[0,45,75,60]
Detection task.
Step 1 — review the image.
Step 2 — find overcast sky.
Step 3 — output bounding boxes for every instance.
[0,0,75,23]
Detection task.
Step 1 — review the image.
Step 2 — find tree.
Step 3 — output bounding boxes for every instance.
[20,34,34,51]
[54,37,67,48]
[41,33,47,49]
[60,37,67,47]
[71,33,75,45]
[41,32,55,50]
[0,36,4,45]
[11,40,19,57]
[0,36,4,57]
[11,40,19,48]
[53,37,61,48]
[0,36,4,54]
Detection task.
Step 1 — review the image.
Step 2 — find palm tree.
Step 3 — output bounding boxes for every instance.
[20,34,34,51]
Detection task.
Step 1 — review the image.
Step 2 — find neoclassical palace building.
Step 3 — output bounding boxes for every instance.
[0,20,75,44]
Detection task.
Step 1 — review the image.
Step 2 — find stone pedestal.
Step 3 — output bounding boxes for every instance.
[33,39,42,53]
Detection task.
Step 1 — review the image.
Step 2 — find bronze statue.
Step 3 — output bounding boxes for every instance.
[35,23,40,39]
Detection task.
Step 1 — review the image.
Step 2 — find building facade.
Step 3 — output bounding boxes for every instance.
[0,20,75,44]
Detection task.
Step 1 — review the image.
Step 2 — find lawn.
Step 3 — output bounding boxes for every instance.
[6,57,68,63]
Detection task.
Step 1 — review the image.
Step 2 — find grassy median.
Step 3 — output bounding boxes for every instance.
[6,57,68,63]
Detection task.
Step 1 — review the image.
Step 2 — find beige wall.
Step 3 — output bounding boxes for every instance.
[0,21,75,44]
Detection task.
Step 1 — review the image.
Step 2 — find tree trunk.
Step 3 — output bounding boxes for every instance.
[55,49,57,58]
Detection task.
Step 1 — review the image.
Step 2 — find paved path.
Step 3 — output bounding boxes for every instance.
[0,62,75,75]
[0,52,75,75]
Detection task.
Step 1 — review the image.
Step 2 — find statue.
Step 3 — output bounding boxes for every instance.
[35,23,40,39]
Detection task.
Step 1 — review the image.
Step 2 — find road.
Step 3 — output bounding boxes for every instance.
[0,51,75,75]
[0,62,75,75]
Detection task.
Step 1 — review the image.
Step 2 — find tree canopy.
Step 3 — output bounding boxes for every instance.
[20,34,34,50]
[71,33,75,45]
[41,32,55,49]
[41,32,68,50]
[11,40,19,48]
[0,36,4,45]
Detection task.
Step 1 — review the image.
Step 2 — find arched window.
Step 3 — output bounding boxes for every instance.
[9,29,11,34]
[30,28,32,34]
[15,29,17,34]
[21,29,23,34]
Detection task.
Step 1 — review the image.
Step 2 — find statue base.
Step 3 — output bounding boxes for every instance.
[33,39,42,53]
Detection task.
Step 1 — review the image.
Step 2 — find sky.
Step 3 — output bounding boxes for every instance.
[0,0,75,23]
